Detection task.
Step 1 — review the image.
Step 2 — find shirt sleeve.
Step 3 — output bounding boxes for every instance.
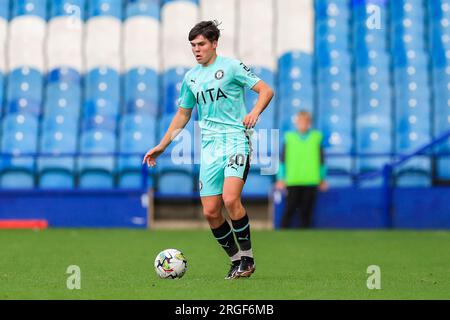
[177,76,196,109]
[233,60,261,89]
[276,137,286,181]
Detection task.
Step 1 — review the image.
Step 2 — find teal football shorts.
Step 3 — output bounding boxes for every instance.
[199,131,251,197]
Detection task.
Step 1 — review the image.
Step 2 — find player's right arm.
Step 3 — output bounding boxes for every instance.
[143,74,196,167]
[142,107,193,167]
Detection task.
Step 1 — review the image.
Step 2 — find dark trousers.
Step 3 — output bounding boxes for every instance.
[280,186,318,229]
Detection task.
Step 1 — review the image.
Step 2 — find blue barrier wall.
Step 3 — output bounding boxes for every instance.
[393,188,450,229]
[273,187,450,229]
[0,190,148,228]
[1,187,449,229]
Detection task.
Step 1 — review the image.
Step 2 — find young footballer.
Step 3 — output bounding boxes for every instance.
[143,21,274,279]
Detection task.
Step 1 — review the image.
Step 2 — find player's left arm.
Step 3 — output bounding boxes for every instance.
[243,80,274,129]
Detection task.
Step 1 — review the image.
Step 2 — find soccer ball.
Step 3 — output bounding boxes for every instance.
[154,248,188,279]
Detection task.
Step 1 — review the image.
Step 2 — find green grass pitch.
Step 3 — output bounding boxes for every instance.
[1,229,449,299]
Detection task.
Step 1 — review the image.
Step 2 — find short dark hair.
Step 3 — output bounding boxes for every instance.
[297,110,312,120]
[188,20,221,42]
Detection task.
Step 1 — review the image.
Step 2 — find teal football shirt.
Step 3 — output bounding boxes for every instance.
[178,55,261,138]
[177,56,261,196]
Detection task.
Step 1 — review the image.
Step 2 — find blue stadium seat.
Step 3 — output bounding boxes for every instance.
[83,99,120,119]
[318,94,352,117]
[0,115,38,188]
[78,130,116,188]
[279,78,314,98]
[429,27,449,55]
[353,23,387,46]
[50,0,86,19]
[318,84,350,102]
[81,114,117,132]
[396,127,431,153]
[44,83,81,118]
[5,98,41,116]
[320,115,353,187]
[316,21,350,47]
[156,134,196,195]
[319,112,352,137]
[243,169,274,198]
[162,0,198,6]
[355,75,392,93]
[124,67,159,116]
[356,96,391,116]
[432,66,450,85]
[354,36,387,52]
[428,1,450,21]
[317,49,351,68]
[278,51,314,77]
[394,91,430,116]
[391,35,425,53]
[356,114,392,153]
[88,0,123,19]
[12,0,47,19]
[315,0,350,22]
[394,66,428,85]
[126,0,160,19]
[392,9,425,26]
[315,33,349,52]
[434,82,450,145]
[85,67,120,104]
[317,66,352,85]
[355,81,391,104]
[41,114,78,134]
[38,129,77,189]
[162,67,189,114]
[8,68,43,92]
[279,76,314,98]
[120,113,156,133]
[157,169,195,195]
[430,46,450,68]
[392,49,428,68]
[355,64,390,78]
[0,73,4,113]
[117,114,156,188]
[6,67,43,115]
[2,112,39,134]
[437,157,450,180]
[354,50,390,68]
[47,67,82,85]
[156,113,195,195]
[356,156,390,188]
[395,156,432,187]
[0,2,9,19]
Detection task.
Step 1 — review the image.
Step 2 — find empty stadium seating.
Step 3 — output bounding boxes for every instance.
[0,0,449,196]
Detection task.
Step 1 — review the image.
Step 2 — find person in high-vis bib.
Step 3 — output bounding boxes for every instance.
[275,111,328,229]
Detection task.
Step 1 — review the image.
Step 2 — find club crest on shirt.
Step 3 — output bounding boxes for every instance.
[215,70,224,80]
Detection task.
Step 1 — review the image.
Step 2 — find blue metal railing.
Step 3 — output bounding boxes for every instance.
[354,130,450,228]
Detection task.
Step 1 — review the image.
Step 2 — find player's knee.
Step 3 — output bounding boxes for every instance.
[222,195,240,212]
[202,206,221,220]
